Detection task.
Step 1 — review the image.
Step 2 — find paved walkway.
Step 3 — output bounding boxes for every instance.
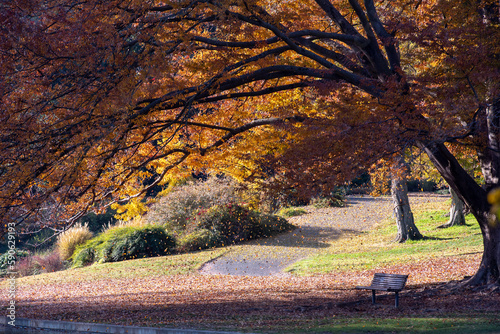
[199,194,447,276]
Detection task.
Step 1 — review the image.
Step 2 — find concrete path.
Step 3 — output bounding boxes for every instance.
[199,194,446,276]
[0,317,248,334]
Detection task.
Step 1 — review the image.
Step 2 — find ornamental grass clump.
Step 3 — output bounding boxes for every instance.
[56,223,94,261]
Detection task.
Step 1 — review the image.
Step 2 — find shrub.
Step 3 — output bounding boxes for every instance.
[256,213,295,236]
[194,204,258,245]
[144,176,241,233]
[16,255,40,276]
[0,249,29,276]
[310,197,331,208]
[72,225,176,267]
[189,204,295,249]
[32,251,64,273]
[15,250,64,277]
[177,229,219,252]
[56,223,94,260]
[277,207,308,218]
[310,188,346,208]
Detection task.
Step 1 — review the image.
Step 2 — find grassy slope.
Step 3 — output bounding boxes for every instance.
[13,248,226,285]
[287,199,482,274]
[4,198,495,334]
[12,197,482,285]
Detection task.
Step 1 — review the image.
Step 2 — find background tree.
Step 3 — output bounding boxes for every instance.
[410,146,483,228]
[1,0,499,286]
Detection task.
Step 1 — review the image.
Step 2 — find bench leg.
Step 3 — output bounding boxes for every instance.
[395,292,399,308]
[371,290,376,304]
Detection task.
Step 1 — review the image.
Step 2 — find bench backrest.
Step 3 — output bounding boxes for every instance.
[371,273,408,291]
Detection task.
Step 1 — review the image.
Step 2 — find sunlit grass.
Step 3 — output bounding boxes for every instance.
[282,315,500,333]
[277,206,308,218]
[198,313,500,334]
[287,199,482,274]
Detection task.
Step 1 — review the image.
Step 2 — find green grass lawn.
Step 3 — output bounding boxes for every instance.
[287,200,482,274]
[281,315,500,333]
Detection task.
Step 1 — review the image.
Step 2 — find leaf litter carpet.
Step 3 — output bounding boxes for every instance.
[3,194,498,332]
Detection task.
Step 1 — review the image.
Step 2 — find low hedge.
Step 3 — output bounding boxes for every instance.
[72,225,176,267]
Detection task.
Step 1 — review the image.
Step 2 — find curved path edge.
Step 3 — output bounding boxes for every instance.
[0,316,249,334]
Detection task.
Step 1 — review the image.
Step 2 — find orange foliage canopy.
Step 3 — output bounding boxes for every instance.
[1,0,499,261]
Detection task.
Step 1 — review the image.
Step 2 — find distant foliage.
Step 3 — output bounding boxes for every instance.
[310,188,346,208]
[78,208,118,234]
[144,177,241,232]
[406,179,438,192]
[72,225,175,267]
[56,223,94,261]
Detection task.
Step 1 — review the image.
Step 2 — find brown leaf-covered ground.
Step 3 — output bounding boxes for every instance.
[7,254,499,332]
[2,195,499,332]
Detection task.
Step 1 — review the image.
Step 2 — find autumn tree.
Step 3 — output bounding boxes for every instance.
[1,0,499,286]
[410,146,482,228]
[356,157,424,242]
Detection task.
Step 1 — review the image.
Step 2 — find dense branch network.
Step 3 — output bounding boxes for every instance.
[0,0,498,240]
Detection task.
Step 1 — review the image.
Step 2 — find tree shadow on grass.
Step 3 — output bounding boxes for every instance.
[421,236,455,241]
[247,225,364,249]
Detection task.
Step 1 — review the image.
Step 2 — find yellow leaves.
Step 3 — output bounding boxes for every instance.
[487,188,500,223]
[112,198,148,221]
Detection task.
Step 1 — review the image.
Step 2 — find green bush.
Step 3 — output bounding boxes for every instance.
[177,229,219,252]
[277,207,308,218]
[195,204,257,245]
[72,225,175,267]
[257,213,295,236]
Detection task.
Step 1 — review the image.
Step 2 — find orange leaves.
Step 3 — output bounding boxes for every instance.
[0,0,497,243]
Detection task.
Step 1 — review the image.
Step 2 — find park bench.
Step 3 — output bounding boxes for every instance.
[356,273,408,308]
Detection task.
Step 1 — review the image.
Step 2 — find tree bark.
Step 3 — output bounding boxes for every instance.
[438,186,466,228]
[391,176,423,242]
[418,99,500,285]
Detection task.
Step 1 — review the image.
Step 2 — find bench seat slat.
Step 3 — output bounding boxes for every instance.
[355,273,408,307]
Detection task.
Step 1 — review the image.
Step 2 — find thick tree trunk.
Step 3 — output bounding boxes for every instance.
[391,176,423,242]
[438,186,466,228]
[418,99,500,286]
